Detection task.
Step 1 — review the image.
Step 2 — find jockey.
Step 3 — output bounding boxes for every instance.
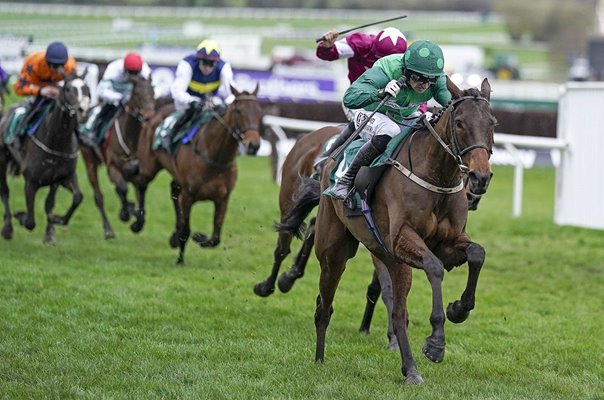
[11,41,77,150]
[0,63,8,92]
[329,40,452,202]
[316,27,413,156]
[163,38,234,148]
[80,52,152,147]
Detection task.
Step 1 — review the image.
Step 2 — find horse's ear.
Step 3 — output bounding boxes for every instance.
[252,83,259,96]
[480,78,491,101]
[445,75,463,99]
[230,84,241,97]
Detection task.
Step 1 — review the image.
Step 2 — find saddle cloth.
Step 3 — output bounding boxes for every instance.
[152,110,214,153]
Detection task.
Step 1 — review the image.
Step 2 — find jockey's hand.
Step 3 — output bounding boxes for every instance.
[40,86,60,98]
[377,80,401,99]
[320,30,339,47]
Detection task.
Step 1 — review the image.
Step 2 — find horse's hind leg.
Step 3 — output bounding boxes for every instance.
[169,180,181,248]
[253,230,293,297]
[0,157,13,239]
[446,241,485,324]
[130,178,147,233]
[278,217,315,293]
[82,147,114,239]
[108,166,134,222]
[176,191,193,265]
[359,268,381,334]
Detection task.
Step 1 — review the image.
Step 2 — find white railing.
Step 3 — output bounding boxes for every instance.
[262,115,569,217]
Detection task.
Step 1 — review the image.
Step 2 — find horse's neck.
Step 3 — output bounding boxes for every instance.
[404,113,461,187]
[196,117,238,163]
[38,105,77,147]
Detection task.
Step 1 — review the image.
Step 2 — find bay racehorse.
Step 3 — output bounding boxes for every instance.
[80,74,155,239]
[253,126,399,349]
[133,85,262,264]
[280,77,495,384]
[0,72,91,243]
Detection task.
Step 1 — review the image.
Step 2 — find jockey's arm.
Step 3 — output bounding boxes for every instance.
[171,60,200,112]
[97,79,123,105]
[316,37,354,61]
[214,62,235,105]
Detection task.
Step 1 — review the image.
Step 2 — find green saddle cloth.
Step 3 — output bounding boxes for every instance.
[152,110,214,153]
[323,127,413,202]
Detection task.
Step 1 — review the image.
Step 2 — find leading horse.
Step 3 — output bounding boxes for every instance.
[80,74,156,239]
[133,85,263,264]
[281,77,495,385]
[0,72,91,243]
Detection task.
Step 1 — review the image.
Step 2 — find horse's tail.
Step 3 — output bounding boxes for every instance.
[275,176,321,239]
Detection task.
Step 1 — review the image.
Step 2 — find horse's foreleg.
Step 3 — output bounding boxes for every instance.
[191,197,227,248]
[277,218,315,293]
[108,166,133,222]
[253,230,293,297]
[43,184,59,245]
[446,241,485,324]
[82,149,114,239]
[15,179,39,231]
[176,191,192,265]
[386,261,423,385]
[50,174,83,226]
[393,227,445,364]
[130,178,147,233]
[0,162,13,240]
[169,180,182,248]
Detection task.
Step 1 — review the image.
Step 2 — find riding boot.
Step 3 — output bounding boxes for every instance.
[330,135,391,201]
[322,120,355,157]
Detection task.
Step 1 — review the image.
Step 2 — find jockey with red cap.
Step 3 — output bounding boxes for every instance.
[80,51,153,147]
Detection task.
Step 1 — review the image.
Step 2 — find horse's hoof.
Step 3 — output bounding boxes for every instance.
[130,221,143,233]
[192,232,219,248]
[118,209,130,222]
[253,281,275,297]
[43,236,57,246]
[422,337,445,363]
[1,226,12,240]
[277,272,297,293]
[48,215,66,225]
[169,233,179,248]
[387,337,399,352]
[404,371,424,385]
[176,257,184,266]
[104,230,116,239]
[447,300,470,324]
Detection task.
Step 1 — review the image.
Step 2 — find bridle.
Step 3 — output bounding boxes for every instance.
[389,94,492,194]
[212,94,260,144]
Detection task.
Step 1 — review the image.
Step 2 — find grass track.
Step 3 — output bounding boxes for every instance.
[0,158,603,399]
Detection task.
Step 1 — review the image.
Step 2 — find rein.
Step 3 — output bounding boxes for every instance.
[30,95,80,160]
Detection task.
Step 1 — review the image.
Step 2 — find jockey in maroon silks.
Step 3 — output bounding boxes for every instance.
[315,27,426,156]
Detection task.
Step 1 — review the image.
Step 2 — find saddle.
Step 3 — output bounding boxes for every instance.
[153,108,214,154]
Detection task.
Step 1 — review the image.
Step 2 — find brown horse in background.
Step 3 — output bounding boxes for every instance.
[133,85,263,264]
[279,78,495,385]
[80,74,155,239]
[0,72,91,243]
[253,125,399,349]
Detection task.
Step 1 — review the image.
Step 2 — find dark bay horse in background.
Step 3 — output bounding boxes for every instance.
[280,78,495,385]
[0,72,91,243]
[134,85,263,264]
[80,75,155,239]
[253,126,399,349]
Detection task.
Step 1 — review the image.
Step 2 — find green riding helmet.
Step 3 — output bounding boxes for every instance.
[403,40,445,77]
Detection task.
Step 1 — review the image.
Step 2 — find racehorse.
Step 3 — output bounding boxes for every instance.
[0,72,91,243]
[253,126,399,349]
[80,74,155,239]
[280,77,495,385]
[133,85,262,264]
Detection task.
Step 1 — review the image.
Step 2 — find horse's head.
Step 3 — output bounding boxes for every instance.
[59,72,91,124]
[126,74,156,122]
[444,77,497,201]
[228,84,262,155]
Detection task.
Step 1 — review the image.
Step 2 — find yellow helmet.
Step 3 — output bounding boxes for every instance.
[196,39,221,61]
